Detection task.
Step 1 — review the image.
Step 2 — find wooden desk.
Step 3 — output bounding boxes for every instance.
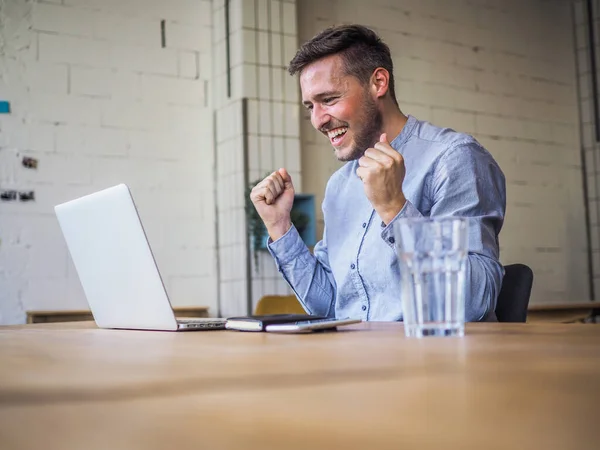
[527,302,600,323]
[26,306,210,324]
[1,322,599,450]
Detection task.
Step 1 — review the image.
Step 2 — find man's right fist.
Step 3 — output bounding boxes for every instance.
[249,168,295,241]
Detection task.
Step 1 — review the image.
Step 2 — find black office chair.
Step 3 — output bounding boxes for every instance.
[495,263,534,322]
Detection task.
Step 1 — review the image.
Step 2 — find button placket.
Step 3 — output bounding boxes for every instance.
[352,210,375,320]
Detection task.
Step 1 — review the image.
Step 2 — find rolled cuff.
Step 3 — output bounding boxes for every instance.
[267,224,308,268]
[380,200,423,248]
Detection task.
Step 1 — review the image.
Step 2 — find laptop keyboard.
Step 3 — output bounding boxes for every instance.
[177,318,225,328]
[177,318,216,323]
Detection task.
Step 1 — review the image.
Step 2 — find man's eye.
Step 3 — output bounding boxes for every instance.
[323,97,336,104]
[305,104,314,111]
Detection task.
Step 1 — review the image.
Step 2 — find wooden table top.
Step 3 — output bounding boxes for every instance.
[1,321,599,450]
[528,302,600,311]
[527,302,600,323]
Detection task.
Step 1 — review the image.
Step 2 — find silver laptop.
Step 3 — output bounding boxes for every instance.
[54,184,226,331]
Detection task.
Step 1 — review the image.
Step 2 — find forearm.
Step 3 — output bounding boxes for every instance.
[383,200,501,321]
[265,218,292,242]
[464,253,503,321]
[267,226,336,317]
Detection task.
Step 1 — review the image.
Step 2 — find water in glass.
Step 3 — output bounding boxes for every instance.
[394,217,468,338]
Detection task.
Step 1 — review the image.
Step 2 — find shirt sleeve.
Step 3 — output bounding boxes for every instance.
[428,143,506,321]
[267,224,336,317]
[380,199,423,246]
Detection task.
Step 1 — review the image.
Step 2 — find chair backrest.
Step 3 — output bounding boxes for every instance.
[495,264,534,322]
[254,295,306,315]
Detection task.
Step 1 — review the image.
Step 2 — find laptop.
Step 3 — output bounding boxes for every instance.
[54,183,226,331]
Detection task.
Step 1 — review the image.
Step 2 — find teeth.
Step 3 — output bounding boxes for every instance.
[327,127,347,139]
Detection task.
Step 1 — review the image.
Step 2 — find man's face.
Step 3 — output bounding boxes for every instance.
[300,54,382,162]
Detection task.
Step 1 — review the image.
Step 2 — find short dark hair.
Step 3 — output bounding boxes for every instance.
[288,25,398,106]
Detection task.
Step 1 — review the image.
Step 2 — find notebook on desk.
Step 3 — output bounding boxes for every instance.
[225,314,327,331]
[54,184,226,332]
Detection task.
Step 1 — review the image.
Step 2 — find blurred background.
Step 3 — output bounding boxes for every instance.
[0,0,596,324]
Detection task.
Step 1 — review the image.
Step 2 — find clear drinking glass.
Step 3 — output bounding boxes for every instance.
[393,217,469,338]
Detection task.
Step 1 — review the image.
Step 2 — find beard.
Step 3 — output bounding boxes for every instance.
[337,93,383,162]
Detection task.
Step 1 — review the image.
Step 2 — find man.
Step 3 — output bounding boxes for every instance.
[249,25,506,322]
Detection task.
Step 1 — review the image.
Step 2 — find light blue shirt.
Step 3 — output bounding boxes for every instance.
[268,116,506,322]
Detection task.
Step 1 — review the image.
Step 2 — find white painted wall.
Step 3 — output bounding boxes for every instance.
[0,0,217,324]
[298,0,589,305]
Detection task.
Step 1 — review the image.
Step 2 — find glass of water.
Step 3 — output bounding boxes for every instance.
[393,217,469,338]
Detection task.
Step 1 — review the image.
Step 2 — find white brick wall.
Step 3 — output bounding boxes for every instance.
[2,0,588,324]
[298,0,589,306]
[213,0,301,316]
[573,0,600,300]
[0,0,217,324]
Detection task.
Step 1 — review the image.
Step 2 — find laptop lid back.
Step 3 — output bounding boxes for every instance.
[55,184,178,331]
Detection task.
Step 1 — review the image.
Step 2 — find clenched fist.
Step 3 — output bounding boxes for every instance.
[249,168,295,241]
[356,133,407,225]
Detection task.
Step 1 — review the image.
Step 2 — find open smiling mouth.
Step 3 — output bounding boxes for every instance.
[327,127,348,146]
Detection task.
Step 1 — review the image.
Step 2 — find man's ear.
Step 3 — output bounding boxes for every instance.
[371,68,390,99]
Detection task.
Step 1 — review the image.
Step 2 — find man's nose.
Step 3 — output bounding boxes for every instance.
[311,104,330,131]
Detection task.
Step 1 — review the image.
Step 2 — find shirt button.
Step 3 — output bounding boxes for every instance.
[381,221,386,228]
[388,236,395,244]
[362,222,367,228]
[362,305,367,311]
[350,263,356,269]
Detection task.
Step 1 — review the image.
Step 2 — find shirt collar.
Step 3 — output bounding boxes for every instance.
[351,115,418,180]
[389,115,417,154]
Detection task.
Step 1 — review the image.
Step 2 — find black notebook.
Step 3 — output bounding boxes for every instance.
[225,314,327,332]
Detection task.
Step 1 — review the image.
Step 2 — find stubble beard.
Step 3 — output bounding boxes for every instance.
[336,94,383,162]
